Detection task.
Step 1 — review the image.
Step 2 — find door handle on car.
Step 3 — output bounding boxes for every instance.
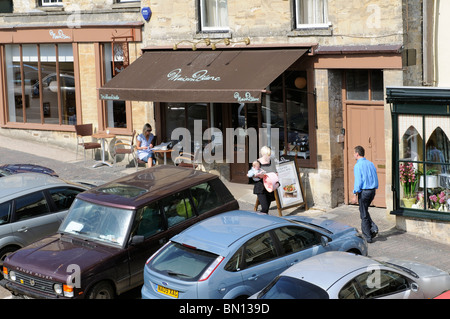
[17,227,29,233]
[247,274,258,281]
[290,259,299,266]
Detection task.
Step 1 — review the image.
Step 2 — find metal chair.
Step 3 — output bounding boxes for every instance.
[113,130,138,170]
[75,124,101,164]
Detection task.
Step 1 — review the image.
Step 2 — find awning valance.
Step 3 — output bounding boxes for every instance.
[98,48,308,103]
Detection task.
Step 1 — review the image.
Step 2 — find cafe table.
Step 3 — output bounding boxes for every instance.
[152,149,172,165]
[91,131,116,168]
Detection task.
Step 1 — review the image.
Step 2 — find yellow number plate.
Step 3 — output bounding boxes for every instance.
[157,285,179,298]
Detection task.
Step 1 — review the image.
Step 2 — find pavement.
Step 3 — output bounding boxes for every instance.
[0,134,449,299]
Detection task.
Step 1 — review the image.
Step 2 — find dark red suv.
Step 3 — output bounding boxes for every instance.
[1,166,238,299]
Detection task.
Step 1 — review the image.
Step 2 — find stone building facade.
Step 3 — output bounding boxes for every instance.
[0,1,427,220]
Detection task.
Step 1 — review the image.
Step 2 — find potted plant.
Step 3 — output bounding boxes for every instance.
[399,162,419,208]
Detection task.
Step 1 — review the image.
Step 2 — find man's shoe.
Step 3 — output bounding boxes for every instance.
[371,230,378,239]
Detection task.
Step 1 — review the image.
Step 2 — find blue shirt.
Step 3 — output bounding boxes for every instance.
[353,158,378,194]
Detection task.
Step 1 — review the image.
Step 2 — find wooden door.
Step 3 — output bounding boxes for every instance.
[347,104,386,208]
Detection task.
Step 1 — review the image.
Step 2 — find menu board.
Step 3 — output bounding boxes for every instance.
[275,160,307,213]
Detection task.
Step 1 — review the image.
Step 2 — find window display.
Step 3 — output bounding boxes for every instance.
[398,115,450,212]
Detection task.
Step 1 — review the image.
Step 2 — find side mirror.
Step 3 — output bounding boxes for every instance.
[130,235,144,246]
[321,236,329,247]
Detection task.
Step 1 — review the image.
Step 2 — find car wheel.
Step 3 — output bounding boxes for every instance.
[87,281,115,299]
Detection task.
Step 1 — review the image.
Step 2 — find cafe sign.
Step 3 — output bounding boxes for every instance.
[167,69,220,82]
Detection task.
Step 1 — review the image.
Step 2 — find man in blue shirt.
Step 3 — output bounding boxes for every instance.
[351,145,379,243]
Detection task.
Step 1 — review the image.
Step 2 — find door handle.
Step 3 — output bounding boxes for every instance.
[290,259,299,266]
[17,227,29,233]
[247,274,258,281]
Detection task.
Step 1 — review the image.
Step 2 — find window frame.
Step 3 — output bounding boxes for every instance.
[293,0,331,30]
[41,0,63,7]
[198,0,230,33]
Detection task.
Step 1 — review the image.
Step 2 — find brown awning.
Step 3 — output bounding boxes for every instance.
[98,49,308,103]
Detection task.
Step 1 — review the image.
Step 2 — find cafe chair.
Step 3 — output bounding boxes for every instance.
[113,130,138,170]
[75,124,101,164]
[173,148,201,170]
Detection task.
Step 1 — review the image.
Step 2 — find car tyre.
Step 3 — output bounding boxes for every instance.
[0,246,19,267]
[87,281,115,299]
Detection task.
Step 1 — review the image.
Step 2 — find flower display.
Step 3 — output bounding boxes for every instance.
[399,162,418,199]
[429,191,446,210]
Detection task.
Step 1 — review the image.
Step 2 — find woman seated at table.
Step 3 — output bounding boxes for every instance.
[136,123,156,167]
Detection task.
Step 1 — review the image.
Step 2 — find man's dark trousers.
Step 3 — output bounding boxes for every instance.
[357,189,378,241]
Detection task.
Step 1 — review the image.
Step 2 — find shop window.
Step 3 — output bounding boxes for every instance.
[198,0,229,32]
[264,71,313,164]
[398,115,450,213]
[102,43,129,129]
[5,44,76,125]
[346,70,383,101]
[294,0,329,28]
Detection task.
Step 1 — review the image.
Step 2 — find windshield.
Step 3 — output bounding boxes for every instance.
[59,199,134,247]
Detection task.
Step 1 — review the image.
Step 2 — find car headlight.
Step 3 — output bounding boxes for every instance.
[9,271,16,281]
[54,283,63,295]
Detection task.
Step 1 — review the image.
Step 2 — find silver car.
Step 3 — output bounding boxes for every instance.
[0,173,87,265]
[253,251,450,299]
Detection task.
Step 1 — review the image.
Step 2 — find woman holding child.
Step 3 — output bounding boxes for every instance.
[250,146,277,214]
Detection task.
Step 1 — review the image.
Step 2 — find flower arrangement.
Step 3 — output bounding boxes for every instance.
[399,162,418,199]
[429,191,446,210]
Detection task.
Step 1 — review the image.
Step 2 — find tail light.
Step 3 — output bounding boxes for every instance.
[199,256,224,281]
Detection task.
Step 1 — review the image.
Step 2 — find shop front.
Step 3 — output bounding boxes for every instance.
[387,86,450,243]
[99,46,316,183]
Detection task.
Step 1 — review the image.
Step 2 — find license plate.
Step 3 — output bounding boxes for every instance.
[157,285,179,298]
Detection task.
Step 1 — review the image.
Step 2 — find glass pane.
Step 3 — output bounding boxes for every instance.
[166,103,186,142]
[346,70,369,100]
[370,70,384,101]
[296,0,327,25]
[201,0,229,30]
[22,45,40,123]
[104,43,126,128]
[133,203,164,238]
[39,44,59,124]
[244,232,277,267]
[285,71,309,159]
[264,75,285,156]
[161,191,196,227]
[15,191,50,221]
[6,45,24,122]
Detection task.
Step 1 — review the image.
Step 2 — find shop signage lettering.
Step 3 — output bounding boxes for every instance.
[49,30,71,40]
[167,69,221,82]
[234,92,259,102]
[100,94,120,100]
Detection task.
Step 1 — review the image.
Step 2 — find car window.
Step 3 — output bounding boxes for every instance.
[273,226,321,255]
[354,270,410,299]
[133,202,164,238]
[339,280,364,299]
[189,182,221,215]
[224,247,243,272]
[14,191,50,221]
[161,191,196,228]
[243,232,278,268]
[48,187,83,212]
[0,201,12,225]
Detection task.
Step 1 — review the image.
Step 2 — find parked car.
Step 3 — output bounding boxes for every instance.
[0,173,87,266]
[1,166,238,299]
[141,210,368,299]
[252,251,450,299]
[0,164,58,178]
